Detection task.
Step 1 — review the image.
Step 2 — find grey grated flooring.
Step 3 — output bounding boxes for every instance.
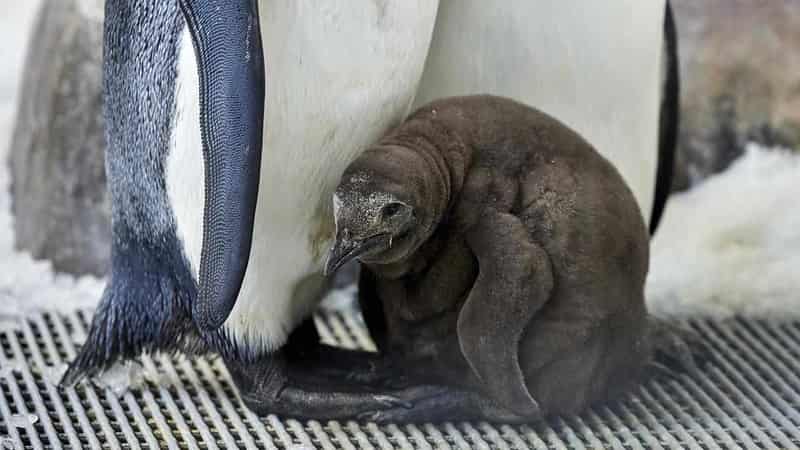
[1,309,799,449]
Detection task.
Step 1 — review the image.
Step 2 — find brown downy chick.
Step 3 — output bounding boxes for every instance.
[326,95,697,422]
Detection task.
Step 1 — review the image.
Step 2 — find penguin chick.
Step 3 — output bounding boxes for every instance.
[326,95,692,422]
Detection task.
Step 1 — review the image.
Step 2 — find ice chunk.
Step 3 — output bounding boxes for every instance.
[95,361,145,398]
[40,363,68,387]
[0,360,25,379]
[7,413,38,428]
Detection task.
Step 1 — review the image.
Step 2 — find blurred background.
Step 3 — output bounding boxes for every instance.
[1,0,798,319]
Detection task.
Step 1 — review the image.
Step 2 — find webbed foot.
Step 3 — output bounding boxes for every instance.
[227,351,433,421]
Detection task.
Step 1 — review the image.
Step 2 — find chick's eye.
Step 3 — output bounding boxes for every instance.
[381,202,404,219]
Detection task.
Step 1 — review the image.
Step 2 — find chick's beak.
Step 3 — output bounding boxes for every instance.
[324,238,361,276]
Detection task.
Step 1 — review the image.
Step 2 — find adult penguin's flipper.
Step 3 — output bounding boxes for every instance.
[178,0,266,332]
[650,0,680,234]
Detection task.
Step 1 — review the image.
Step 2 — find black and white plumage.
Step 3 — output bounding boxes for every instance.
[63,0,679,421]
[61,1,199,381]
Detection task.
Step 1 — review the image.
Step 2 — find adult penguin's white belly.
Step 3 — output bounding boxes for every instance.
[414,0,666,226]
[168,1,439,353]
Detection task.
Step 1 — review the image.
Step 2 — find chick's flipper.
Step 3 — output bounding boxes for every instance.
[458,209,554,418]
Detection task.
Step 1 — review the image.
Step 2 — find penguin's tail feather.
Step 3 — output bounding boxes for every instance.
[60,257,206,387]
[644,317,712,380]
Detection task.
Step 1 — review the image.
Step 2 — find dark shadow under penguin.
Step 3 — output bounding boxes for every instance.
[325,94,699,423]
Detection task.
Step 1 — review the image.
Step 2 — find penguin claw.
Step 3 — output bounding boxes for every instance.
[355,385,537,424]
[357,385,446,422]
[374,394,413,409]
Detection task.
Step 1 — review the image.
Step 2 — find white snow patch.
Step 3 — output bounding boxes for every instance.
[647,144,800,319]
[0,312,20,331]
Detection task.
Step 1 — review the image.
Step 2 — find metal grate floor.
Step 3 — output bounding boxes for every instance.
[1,309,799,449]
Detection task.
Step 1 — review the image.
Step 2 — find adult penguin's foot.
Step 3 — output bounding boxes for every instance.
[224,350,444,421]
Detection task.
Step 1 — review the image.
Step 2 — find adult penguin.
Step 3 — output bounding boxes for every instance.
[63,0,679,422]
[62,0,443,419]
